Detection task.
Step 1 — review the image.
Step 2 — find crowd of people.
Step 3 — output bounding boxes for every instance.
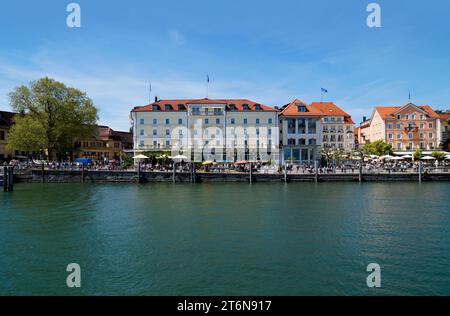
[4,156,450,175]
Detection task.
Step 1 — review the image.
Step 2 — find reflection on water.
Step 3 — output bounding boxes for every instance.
[1,182,449,295]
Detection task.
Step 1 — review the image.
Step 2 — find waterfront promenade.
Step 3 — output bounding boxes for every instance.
[9,166,450,183]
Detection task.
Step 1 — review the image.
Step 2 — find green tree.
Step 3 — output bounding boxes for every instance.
[431,151,446,160]
[413,149,423,160]
[6,115,47,154]
[8,77,98,160]
[362,140,393,156]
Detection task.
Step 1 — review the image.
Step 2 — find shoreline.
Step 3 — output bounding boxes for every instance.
[8,169,450,183]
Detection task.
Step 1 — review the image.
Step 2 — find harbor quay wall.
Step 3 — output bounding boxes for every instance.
[11,169,450,183]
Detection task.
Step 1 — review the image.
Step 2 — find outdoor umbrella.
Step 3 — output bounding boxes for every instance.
[133,154,149,159]
[380,155,394,160]
[421,156,436,160]
[390,156,404,161]
[401,155,413,159]
[171,155,188,161]
[202,161,214,165]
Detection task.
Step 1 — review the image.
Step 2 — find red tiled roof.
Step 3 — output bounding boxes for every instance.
[374,104,439,119]
[131,98,277,112]
[309,102,350,117]
[437,112,450,121]
[279,99,324,117]
[309,102,354,124]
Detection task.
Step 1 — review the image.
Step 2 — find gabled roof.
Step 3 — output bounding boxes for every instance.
[309,102,351,117]
[374,103,439,119]
[131,98,277,112]
[279,99,324,117]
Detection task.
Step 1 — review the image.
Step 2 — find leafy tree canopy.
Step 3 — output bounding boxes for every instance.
[8,77,98,159]
[362,140,393,156]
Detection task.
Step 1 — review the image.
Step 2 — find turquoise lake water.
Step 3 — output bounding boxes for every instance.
[1,182,449,295]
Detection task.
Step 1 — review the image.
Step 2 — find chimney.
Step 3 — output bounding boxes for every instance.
[363,116,367,122]
[154,96,158,102]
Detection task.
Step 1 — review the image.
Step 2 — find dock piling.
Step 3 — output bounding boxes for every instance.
[314,161,318,183]
[3,166,7,192]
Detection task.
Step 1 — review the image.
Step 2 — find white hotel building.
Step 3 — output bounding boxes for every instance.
[131,98,279,163]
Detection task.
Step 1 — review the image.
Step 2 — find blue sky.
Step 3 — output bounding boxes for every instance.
[1,0,449,131]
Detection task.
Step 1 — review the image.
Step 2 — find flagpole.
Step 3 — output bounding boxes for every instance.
[206,73,209,98]
[149,81,152,104]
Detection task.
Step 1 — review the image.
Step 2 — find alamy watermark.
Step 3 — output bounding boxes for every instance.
[66,3,81,28]
[366,263,381,288]
[367,3,381,28]
[66,263,81,288]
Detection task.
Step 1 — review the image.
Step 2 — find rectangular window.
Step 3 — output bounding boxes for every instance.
[287,119,296,134]
[139,140,144,147]
[165,118,170,125]
[297,118,306,134]
[408,133,413,139]
[178,118,183,125]
[428,123,433,128]
[140,129,144,136]
[388,124,393,129]
[397,114,401,120]
[216,118,220,125]
[166,140,170,147]
[243,118,248,125]
[153,129,157,136]
[153,118,157,125]
[397,134,402,139]
[230,118,235,124]
[396,124,401,129]
[140,118,145,125]
[166,129,170,136]
[308,119,316,134]
[256,118,260,125]
[429,132,433,138]
[388,133,393,139]
[268,118,273,124]
[205,118,209,125]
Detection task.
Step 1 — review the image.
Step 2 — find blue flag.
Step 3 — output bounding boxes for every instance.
[321,88,328,93]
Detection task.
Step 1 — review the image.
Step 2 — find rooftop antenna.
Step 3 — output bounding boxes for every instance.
[408,90,411,103]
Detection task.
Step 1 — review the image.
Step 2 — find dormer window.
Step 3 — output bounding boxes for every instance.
[254,104,262,111]
[152,105,160,111]
[165,104,172,111]
[397,114,401,120]
[242,104,249,110]
[177,104,185,111]
[229,104,236,111]
[297,105,307,112]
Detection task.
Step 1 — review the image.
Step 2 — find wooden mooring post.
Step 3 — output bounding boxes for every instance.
[314,160,318,183]
[81,164,85,183]
[2,166,14,192]
[172,162,176,183]
[41,163,45,183]
[249,162,253,184]
[3,166,7,192]
[418,162,422,183]
[359,162,363,183]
